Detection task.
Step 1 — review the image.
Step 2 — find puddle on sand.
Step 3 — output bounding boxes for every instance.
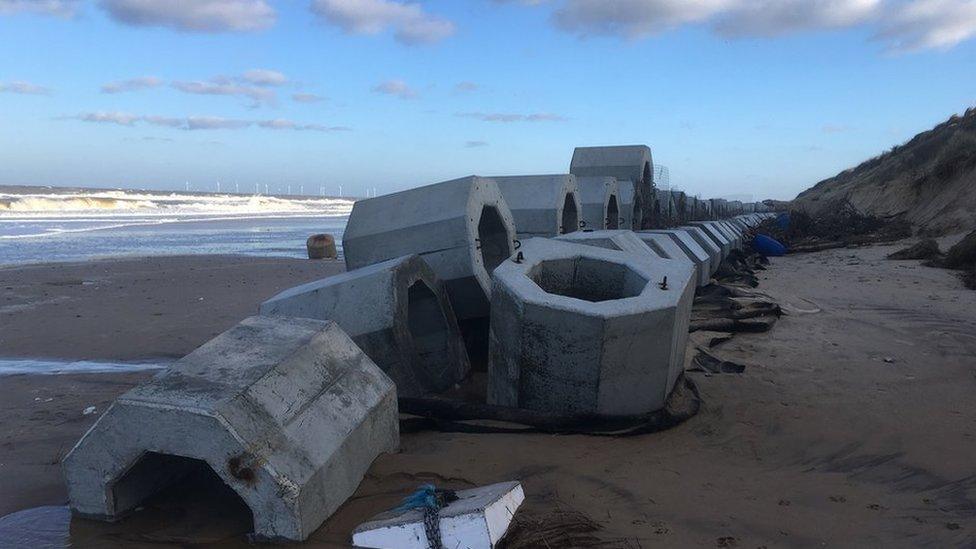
[0,465,255,548]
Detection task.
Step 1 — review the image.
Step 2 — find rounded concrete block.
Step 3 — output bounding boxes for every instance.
[62,316,399,542]
[576,176,620,231]
[487,238,695,416]
[617,180,644,231]
[260,254,470,396]
[342,176,517,321]
[493,175,584,239]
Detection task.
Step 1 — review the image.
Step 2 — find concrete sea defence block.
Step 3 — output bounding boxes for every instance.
[343,175,517,321]
[652,189,676,228]
[260,254,470,397]
[493,175,583,239]
[576,176,620,230]
[676,226,722,275]
[715,220,743,248]
[617,180,644,231]
[62,316,399,542]
[689,221,732,259]
[641,230,711,287]
[352,481,524,549]
[569,145,654,215]
[487,238,695,416]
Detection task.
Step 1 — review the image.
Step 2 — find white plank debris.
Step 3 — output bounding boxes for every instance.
[352,481,525,549]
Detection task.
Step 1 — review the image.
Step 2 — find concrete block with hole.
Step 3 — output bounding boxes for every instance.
[669,190,689,223]
[576,176,620,231]
[492,175,583,239]
[640,230,712,287]
[616,180,644,231]
[555,229,658,259]
[689,221,732,258]
[259,254,469,397]
[715,220,743,248]
[487,238,694,416]
[343,176,516,322]
[633,232,703,289]
[62,315,399,542]
[654,189,677,228]
[676,226,722,275]
[569,145,654,216]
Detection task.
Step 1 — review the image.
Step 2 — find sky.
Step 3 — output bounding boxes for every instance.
[1,0,975,201]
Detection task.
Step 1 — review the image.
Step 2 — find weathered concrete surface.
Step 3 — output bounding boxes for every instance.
[669,190,688,223]
[617,180,644,230]
[352,481,524,549]
[556,229,658,258]
[642,230,712,287]
[569,145,654,220]
[653,189,676,228]
[716,220,743,248]
[677,226,722,275]
[343,176,516,321]
[576,176,620,231]
[62,316,399,542]
[689,221,732,259]
[493,175,583,239]
[260,255,470,396]
[487,238,694,416]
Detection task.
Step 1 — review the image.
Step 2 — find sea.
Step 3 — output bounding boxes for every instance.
[0,185,354,265]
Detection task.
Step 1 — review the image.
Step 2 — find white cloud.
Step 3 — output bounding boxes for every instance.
[538,0,976,51]
[70,112,347,132]
[457,111,568,122]
[101,76,163,94]
[0,0,77,17]
[465,140,489,147]
[311,0,455,44]
[241,68,287,86]
[878,0,976,51]
[0,80,51,94]
[292,92,325,103]
[100,0,275,32]
[172,79,276,106]
[372,79,417,99]
[455,81,479,93]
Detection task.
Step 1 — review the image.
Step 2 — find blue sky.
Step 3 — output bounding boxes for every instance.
[1,0,975,200]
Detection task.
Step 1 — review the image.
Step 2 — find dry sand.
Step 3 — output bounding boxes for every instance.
[1,247,974,547]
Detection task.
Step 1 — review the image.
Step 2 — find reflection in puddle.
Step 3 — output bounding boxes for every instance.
[0,463,255,548]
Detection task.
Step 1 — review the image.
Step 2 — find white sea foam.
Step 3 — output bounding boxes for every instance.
[0,358,169,376]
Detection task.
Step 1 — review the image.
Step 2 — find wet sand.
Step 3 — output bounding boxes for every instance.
[1,247,975,547]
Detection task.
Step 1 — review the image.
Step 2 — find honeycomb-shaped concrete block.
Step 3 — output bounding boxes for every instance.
[260,254,470,397]
[556,229,656,259]
[493,175,583,239]
[641,230,711,287]
[569,145,654,215]
[62,316,399,542]
[617,180,644,231]
[487,238,694,416]
[576,176,620,230]
[689,221,732,258]
[677,226,722,275]
[343,176,516,321]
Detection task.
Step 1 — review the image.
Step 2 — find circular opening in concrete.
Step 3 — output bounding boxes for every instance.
[110,452,254,536]
[478,205,511,273]
[632,195,644,230]
[606,195,619,230]
[560,193,579,234]
[529,257,648,303]
[406,280,453,388]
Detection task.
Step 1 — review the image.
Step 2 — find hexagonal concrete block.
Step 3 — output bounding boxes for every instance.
[617,180,644,231]
[677,226,722,275]
[569,145,654,216]
[576,176,620,231]
[487,238,695,416]
[556,229,657,258]
[493,175,583,239]
[689,221,732,258]
[641,230,711,287]
[343,176,516,321]
[260,254,470,397]
[62,316,399,542]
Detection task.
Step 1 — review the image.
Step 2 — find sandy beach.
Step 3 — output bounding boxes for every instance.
[1,246,974,547]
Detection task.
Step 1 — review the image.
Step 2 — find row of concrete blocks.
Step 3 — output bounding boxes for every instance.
[61,148,773,541]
